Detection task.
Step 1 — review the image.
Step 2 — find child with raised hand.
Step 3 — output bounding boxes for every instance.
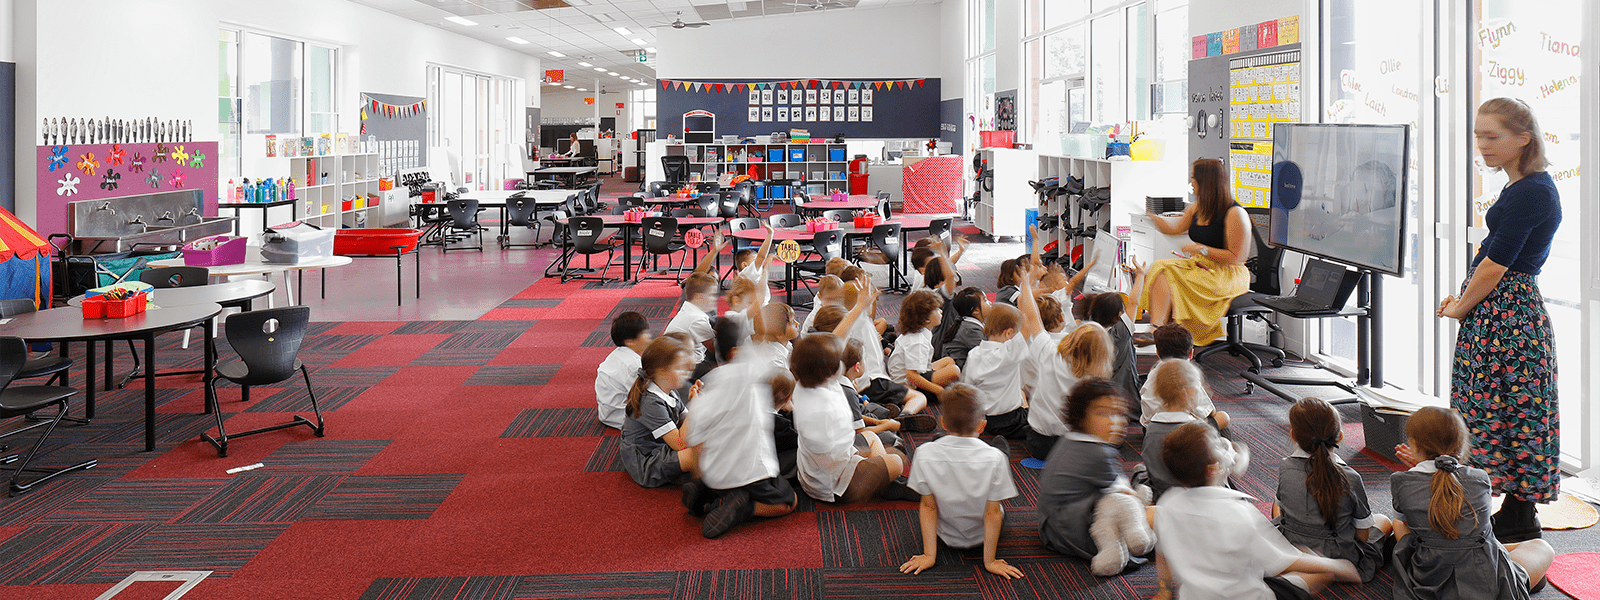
[1023,321,1113,459]
[938,287,988,370]
[888,290,961,396]
[900,383,1024,580]
[790,332,919,503]
[746,301,799,373]
[665,270,721,368]
[734,222,776,306]
[1086,293,1141,417]
[811,290,930,419]
[1140,359,1211,499]
[1037,378,1154,575]
[1139,323,1228,431]
[1389,407,1553,599]
[1271,397,1390,583]
[963,262,1045,440]
[682,318,797,538]
[1153,421,1356,600]
[798,275,845,333]
[596,311,652,429]
[620,337,699,488]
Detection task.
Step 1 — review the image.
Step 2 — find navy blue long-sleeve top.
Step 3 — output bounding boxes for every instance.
[1473,171,1561,275]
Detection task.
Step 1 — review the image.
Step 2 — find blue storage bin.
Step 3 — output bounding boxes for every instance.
[829,148,845,162]
[789,149,806,162]
[767,149,785,163]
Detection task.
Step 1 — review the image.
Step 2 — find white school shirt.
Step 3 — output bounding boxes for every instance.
[791,384,866,501]
[1155,486,1304,600]
[744,339,792,374]
[594,346,641,429]
[686,358,779,490]
[723,309,754,349]
[738,263,772,306]
[848,313,889,381]
[665,301,714,364]
[1024,331,1084,437]
[886,329,935,386]
[906,435,1018,549]
[835,374,866,430]
[964,336,1030,416]
[1021,329,1069,396]
[1139,359,1217,426]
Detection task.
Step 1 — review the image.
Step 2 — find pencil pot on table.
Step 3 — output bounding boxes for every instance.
[805,218,838,233]
[852,211,883,229]
[829,191,847,203]
[624,208,646,223]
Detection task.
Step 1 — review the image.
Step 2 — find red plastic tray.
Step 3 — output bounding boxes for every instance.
[334,228,424,255]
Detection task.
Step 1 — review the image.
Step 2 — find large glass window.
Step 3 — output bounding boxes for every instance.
[241,33,302,135]
[427,65,523,191]
[218,30,240,186]
[1045,25,1087,78]
[1126,3,1150,120]
[220,28,341,190]
[1090,12,1122,123]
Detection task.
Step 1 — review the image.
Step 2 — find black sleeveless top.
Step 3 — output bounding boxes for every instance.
[1188,202,1238,250]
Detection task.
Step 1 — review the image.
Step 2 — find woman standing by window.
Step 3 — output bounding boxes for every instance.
[1436,98,1562,544]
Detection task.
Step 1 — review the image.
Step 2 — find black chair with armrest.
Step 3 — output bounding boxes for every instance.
[1193,217,1287,375]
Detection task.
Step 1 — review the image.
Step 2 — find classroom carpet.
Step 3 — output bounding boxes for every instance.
[0,253,1590,599]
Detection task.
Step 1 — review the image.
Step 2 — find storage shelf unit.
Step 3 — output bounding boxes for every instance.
[655,141,852,199]
[973,148,1038,239]
[286,153,381,229]
[1035,155,1187,271]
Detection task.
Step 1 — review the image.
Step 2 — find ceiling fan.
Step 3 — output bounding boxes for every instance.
[784,0,846,9]
[654,12,710,29]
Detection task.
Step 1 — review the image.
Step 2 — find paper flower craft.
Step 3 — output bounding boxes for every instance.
[77,152,100,177]
[100,169,121,192]
[48,146,69,172]
[171,145,190,164]
[108,144,126,166]
[168,168,186,188]
[129,154,145,173]
[152,144,169,163]
[189,152,205,169]
[146,168,161,189]
[57,173,80,196]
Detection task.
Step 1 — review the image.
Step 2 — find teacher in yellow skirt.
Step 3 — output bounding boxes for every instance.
[1129,158,1251,346]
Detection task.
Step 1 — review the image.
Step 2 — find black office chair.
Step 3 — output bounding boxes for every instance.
[716,192,740,220]
[540,209,575,279]
[821,210,853,223]
[647,181,673,197]
[0,337,96,494]
[695,194,718,217]
[564,216,621,283]
[694,182,722,195]
[672,208,708,218]
[926,217,953,247]
[139,266,209,288]
[792,229,844,305]
[640,217,689,283]
[201,306,325,457]
[723,217,762,282]
[0,300,71,387]
[1194,220,1287,375]
[875,199,891,219]
[502,197,543,249]
[441,199,484,252]
[732,181,758,217]
[661,156,690,185]
[620,195,646,213]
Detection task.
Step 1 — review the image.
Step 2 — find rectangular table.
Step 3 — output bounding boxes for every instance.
[528,167,598,188]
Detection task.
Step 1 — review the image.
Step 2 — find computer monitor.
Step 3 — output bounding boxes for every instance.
[1269,123,1410,276]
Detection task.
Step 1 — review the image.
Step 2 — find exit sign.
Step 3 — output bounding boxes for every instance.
[635,50,648,63]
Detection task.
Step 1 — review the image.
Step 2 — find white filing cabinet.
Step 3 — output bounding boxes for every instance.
[1126,212,1191,266]
[973,148,1038,239]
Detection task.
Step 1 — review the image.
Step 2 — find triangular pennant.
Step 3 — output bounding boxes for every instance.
[661,80,671,90]
[810,80,820,88]
[916,79,925,88]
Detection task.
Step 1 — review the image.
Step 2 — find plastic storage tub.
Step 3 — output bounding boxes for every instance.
[333,228,424,255]
[183,236,248,267]
[261,223,335,264]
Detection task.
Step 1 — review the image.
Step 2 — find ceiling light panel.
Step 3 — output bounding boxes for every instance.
[445,16,477,26]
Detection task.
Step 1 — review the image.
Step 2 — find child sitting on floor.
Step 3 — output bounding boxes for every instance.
[733,222,776,306]
[1086,293,1141,419]
[1154,421,1356,600]
[1037,378,1154,576]
[682,319,797,539]
[1140,359,1212,499]
[1389,407,1553,600]
[939,287,988,370]
[746,302,799,373]
[790,332,919,504]
[1272,397,1391,583]
[900,383,1024,580]
[962,263,1044,440]
[887,290,961,396]
[810,292,930,418]
[1023,322,1113,459]
[1140,323,1229,432]
[620,337,699,488]
[665,271,720,368]
[596,311,652,429]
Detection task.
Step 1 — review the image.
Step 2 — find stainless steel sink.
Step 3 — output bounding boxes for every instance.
[69,191,237,253]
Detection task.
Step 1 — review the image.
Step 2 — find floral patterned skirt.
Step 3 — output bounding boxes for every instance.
[1450,269,1560,502]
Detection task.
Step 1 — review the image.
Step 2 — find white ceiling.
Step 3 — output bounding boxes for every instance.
[345,0,940,93]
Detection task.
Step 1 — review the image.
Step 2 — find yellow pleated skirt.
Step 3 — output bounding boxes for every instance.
[1135,256,1251,346]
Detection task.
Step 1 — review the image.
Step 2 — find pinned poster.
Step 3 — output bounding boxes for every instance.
[848,89,860,104]
[1222,29,1240,54]
[833,89,846,103]
[749,106,760,122]
[805,106,818,121]
[777,107,790,122]
[848,106,860,122]
[806,89,818,103]
[1277,16,1299,44]
[762,107,774,122]
[777,89,789,104]
[819,106,832,122]
[749,89,760,104]
[862,89,873,104]
[821,89,832,104]
[762,89,774,104]
[861,106,873,122]
[834,106,846,121]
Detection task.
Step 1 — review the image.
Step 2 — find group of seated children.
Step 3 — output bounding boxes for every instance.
[592,226,1555,598]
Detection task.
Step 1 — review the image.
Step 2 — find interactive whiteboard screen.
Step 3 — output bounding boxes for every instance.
[1269,123,1409,276]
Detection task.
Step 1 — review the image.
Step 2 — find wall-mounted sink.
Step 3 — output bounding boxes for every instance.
[69,191,236,253]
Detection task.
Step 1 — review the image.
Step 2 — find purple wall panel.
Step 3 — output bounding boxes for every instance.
[34,141,218,236]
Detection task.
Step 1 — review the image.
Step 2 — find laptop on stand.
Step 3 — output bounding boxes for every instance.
[1254,258,1361,315]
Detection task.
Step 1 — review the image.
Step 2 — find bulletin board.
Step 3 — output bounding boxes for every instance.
[1186,15,1303,209]
[361,92,427,176]
[35,141,218,237]
[657,78,941,139]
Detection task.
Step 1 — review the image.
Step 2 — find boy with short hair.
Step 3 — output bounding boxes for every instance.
[1139,323,1228,431]
[666,271,721,367]
[939,287,988,369]
[1086,293,1141,420]
[595,311,653,429]
[961,265,1042,439]
[734,223,776,306]
[900,383,1024,580]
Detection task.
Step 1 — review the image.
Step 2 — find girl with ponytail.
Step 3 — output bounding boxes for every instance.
[1389,406,1553,599]
[1271,397,1391,583]
[620,337,699,488]
[1021,321,1113,459]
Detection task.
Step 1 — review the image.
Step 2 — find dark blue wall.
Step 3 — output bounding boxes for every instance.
[0,63,13,213]
[657,78,941,140]
[939,98,963,154]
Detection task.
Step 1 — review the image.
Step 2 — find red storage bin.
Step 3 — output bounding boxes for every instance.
[333,228,425,255]
[104,293,147,318]
[81,296,106,319]
[979,130,1015,148]
[341,199,354,212]
[853,215,884,229]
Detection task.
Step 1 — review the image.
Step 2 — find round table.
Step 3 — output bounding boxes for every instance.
[550,215,727,281]
[0,302,223,451]
[148,252,352,306]
[68,279,276,309]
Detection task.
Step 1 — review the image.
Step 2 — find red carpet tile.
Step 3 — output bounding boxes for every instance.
[336,384,459,413]
[323,321,404,336]
[329,334,449,367]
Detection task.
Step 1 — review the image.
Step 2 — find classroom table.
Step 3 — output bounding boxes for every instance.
[426,189,579,247]
[733,217,931,304]
[68,279,276,392]
[0,303,223,451]
[528,166,598,187]
[551,214,725,281]
[148,252,353,306]
[218,199,297,235]
[792,195,882,216]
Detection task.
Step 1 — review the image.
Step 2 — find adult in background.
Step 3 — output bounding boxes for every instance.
[1129,158,1252,346]
[1437,97,1562,543]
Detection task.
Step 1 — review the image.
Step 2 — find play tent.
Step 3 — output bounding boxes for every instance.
[0,207,53,309]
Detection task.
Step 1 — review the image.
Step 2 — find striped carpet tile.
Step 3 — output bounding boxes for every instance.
[0,477,109,527]
[306,322,340,335]
[673,568,821,600]
[582,280,638,290]
[15,442,155,479]
[37,479,228,525]
[84,413,214,447]
[820,566,980,599]
[817,509,929,569]
[990,560,1156,600]
[305,366,403,386]
[303,474,463,521]
[392,321,471,335]
[172,475,344,524]
[244,385,365,413]
[437,331,522,351]
[503,408,609,438]
[409,347,501,366]
[249,440,391,475]
[465,365,561,386]
[611,297,681,320]
[497,298,563,309]
[583,436,623,473]
[86,389,193,421]
[360,575,521,600]
[0,523,156,585]
[298,334,385,353]
[82,523,289,583]
[511,571,677,599]
[460,320,538,332]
